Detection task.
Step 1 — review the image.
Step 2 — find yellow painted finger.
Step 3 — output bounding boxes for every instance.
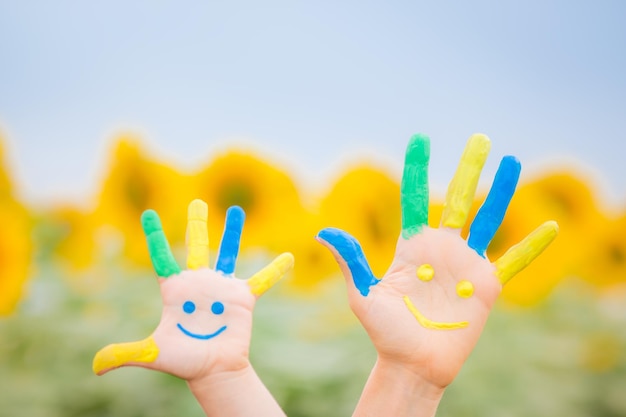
[248,252,294,297]
[187,199,209,269]
[441,134,491,229]
[92,336,159,376]
[494,220,559,285]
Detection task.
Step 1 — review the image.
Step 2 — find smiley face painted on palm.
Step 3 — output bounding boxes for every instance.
[158,269,255,344]
[391,227,500,331]
[178,299,226,340]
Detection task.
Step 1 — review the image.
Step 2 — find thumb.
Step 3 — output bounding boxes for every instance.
[93,336,159,376]
[316,227,379,297]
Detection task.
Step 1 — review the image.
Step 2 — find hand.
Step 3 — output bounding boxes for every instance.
[93,199,294,382]
[317,133,558,390]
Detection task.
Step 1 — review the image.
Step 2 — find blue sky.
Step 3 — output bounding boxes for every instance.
[1,1,625,209]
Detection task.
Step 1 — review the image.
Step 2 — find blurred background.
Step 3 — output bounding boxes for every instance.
[1,1,625,416]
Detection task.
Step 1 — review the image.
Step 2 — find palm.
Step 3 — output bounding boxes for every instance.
[93,200,293,382]
[147,270,256,379]
[317,134,558,388]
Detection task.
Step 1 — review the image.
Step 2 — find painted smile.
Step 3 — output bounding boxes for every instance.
[176,323,227,340]
[403,296,468,330]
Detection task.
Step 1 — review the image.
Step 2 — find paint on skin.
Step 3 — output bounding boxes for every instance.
[403,296,469,330]
[495,220,559,284]
[401,134,430,239]
[176,323,228,340]
[456,280,474,298]
[468,156,521,257]
[416,264,435,281]
[187,199,210,269]
[92,336,159,375]
[248,252,295,297]
[441,134,491,229]
[316,227,379,296]
[141,210,181,278]
[215,206,245,275]
[177,300,228,340]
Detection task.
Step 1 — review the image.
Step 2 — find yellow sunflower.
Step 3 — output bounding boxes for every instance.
[193,150,304,252]
[44,205,98,271]
[319,165,401,277]
[94,134,192,266]
[0,204,32,315]
[271,208,340,292]
[0,138,33,315]
[576,212,626,289]
[493,171,602,305]
[0,142,12,201]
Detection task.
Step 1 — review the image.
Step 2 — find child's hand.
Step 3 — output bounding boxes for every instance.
[93,200,293,382]
[317,134,557,398]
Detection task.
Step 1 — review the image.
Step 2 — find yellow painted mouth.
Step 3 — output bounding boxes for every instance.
[403,296,469,330]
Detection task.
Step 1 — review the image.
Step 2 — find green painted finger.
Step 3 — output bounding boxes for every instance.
[401,134,430,239]
[141,210,181,278]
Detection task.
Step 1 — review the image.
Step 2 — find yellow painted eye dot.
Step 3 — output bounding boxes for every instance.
[416,264,435,281]
[456,280,474,298]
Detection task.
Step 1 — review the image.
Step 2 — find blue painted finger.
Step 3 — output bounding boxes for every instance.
[141,210,181,278]
[316,227,379,296]
[215,206,245,275]
[468,156,521,257]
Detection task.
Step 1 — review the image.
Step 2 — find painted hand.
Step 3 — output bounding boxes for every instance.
[93,199,294,381]
[317,134,558,388]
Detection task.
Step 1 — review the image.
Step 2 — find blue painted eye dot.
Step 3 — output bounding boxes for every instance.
[182,301,196,314]
[211,301,225,315]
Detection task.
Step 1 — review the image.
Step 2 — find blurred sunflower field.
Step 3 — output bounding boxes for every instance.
[1,133,626,417]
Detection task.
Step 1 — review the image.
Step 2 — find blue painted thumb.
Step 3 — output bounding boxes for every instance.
[316,227,379,296]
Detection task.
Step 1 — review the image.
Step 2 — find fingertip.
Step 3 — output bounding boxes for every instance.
[281,251,295,266]
[188,199,208,220]
[316,227,353,245]
[406,133,431,162]
[141,209,161,234]
[248,252,295,297]
[469,133,492,150]
[226,205,245,223]
[546,219,560,233]
[502,154,521,167]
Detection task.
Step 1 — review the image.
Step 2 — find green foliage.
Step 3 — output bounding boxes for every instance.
[2,262,626,416]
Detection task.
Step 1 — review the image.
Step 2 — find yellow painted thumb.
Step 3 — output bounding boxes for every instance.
[92,336,159,375]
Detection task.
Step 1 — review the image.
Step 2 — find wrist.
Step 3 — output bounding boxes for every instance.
[354,357,445,417]
[186,359,253,392]
[187,362,285,417]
